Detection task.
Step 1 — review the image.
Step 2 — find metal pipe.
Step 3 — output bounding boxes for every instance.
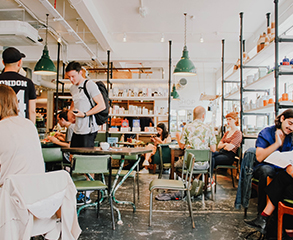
[168,40,172,132]
[106,50,110,141]
[239,12,244,134]
[55,41,61,124]
[221,39,225,136]
[275,0,279,116]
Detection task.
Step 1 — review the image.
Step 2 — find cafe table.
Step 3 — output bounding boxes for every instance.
[61,146,152,225]
[169,144,185,179]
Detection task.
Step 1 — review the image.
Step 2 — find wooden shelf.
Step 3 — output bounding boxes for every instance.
[110,113,167,117]
[110,96,168,101]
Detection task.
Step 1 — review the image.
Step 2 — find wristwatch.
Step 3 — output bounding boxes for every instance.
[83,112,87,118]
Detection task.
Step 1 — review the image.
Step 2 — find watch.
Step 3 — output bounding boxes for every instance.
[83,112,87,118]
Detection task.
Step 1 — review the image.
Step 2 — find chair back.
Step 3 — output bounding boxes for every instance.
[184,149,211,163]
[182,153,195,190]
[152,143,172,164]
[42,147,63,163]
[72,154,110,174]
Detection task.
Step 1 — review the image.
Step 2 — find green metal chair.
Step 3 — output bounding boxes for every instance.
[42,147,64,171]
[149,153,195,228]
[152,144,172,179]
[72,154,115,230]
[184,149,214,203]
[214,147,241,193]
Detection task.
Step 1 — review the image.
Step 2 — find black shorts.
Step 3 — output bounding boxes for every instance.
[70,132,97,148]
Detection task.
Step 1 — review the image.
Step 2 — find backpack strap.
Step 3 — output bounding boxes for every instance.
[83,80,94,108]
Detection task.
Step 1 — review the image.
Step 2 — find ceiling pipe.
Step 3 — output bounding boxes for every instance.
[38,0,103,67]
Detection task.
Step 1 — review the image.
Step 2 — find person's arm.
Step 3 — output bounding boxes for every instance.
[176,132,185,149]
[286,164,293,177]
[224,130,242,151]
[47,136,70,147]
[74,94,106,118]
[255,129,285,162]
[29,99,36,124]
[210,144,216,152]
[54,132,66,142]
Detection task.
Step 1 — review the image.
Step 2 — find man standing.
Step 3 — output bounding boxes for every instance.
[235,109,293,214]
[0,47,36,123]
[66,61,106,147]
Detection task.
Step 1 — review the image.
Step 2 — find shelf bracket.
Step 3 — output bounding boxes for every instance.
[279,71,293,76]
[223,98,240,101]
[278,37,293,43]
[243,89,269,93]
[223,80,240,83]
[243,65,269,70]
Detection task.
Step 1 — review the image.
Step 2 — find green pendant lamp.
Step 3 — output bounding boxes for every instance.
[174,13,196,76]
[171,84,180,99]
[34,14,57,75]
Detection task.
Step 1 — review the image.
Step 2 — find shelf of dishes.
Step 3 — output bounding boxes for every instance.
[225,40,293,82]
[98,130,158,135]
[110,113,167,117]
[110,96,168,101]
[224,67,293,100]
[110,105,167,116]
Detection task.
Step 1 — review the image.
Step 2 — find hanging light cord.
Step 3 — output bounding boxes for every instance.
[46,14,49,46]
[184,12,187,46]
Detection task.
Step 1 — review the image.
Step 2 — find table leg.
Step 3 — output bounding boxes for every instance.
[170,149,175,179]
[112,155,141,212]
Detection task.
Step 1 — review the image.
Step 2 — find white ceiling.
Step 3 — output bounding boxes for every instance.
[0,0,291,75]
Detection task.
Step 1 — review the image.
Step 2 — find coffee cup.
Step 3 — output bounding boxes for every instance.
[100,142,110,150]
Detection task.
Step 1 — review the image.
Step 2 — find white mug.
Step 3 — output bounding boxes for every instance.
[100,142,110,150]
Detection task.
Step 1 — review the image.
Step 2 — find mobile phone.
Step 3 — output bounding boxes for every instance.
[73,110,78,114]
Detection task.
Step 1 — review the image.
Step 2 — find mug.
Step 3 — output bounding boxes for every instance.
[100,142,110,150]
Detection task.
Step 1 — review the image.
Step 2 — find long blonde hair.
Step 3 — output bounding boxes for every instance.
[0,84,18,120]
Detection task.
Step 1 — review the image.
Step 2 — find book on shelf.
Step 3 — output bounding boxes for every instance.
[264,151,293,168]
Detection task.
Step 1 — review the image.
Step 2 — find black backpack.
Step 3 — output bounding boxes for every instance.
[83,80,109,125]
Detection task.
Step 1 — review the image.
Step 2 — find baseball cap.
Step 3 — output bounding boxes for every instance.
[2,47,26,64]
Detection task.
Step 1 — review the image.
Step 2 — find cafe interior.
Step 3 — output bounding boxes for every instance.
[1,0,293,239]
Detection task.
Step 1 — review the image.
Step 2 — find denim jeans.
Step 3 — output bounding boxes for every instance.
[234,148,256,210]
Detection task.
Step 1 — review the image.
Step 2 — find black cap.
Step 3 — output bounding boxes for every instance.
[2,47,26,64]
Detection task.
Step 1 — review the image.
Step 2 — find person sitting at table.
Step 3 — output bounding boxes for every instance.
[244,166,293,238]
[0,84,45,186]
[175,106,216,191]
[211,112,242,175]
[139,122,171,173]
[47,110,75,148]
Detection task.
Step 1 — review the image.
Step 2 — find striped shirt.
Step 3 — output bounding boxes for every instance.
[221,130,242,154]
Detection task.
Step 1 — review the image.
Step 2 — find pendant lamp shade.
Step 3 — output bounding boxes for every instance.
[174,46,196,75]
[34,14,56,75]
[174,13,196,76]
[171,84,180,99]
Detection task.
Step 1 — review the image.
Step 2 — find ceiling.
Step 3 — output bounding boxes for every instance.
[0,0,291,76]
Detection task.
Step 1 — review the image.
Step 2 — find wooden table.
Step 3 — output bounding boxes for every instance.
[61,146,152,225]
[169,145,185,179]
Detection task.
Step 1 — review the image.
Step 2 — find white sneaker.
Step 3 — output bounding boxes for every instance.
[139,168,149,174]
[142,159,150,166]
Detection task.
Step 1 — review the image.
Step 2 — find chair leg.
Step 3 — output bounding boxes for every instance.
[137,165,140,201]
[149,191,153,226]
[186,190,195,229]
[133,176,136,204]
[109,193,115,230]
[278,202,284,240]
[97,191,100,218]
[214,169,217,193]
[202,174,205,207]
[231,169,235,188]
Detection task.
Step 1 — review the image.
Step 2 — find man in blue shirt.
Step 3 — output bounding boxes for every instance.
[242,109,293,234]
[235,109,293,214]
[254,109,293,213]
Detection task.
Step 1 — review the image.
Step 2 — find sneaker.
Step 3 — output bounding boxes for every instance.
[77,196,91,205]
[207,180,215,192]
[139,168,149,174]
[142,159,150,166]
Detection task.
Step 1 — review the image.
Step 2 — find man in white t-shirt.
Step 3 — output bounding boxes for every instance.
[66,61,106,147]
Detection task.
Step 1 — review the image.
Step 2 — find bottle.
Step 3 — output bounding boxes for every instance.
[257,34,262,53]
[243,40,249,62]
[270,22,275,42]
[260,32,266,51]
[266,13,271,43]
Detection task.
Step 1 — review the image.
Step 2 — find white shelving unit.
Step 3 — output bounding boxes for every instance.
[110,113,168,117]
[110,96,168,101]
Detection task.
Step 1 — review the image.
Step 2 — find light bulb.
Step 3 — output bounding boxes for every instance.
[123,33,127,42]
[160,33,165,43]
[200,34,204,43]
